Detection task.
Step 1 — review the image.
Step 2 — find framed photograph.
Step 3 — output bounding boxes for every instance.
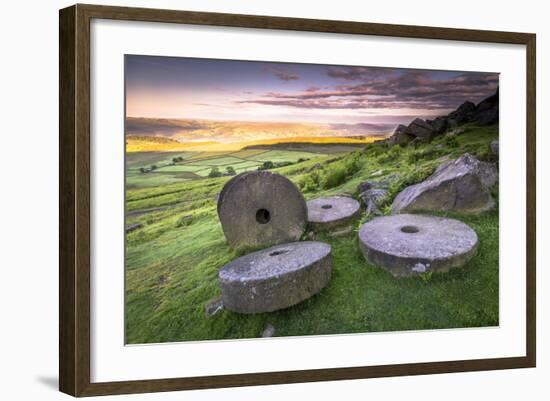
[59,4,536,397]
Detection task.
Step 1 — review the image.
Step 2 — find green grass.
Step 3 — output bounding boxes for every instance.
[247,150,322,162]
[127,149,333,189]
[230,149,271,158]
[125,124,499,344]
[156,164,206,173]
[126,172,197,189]
[125,151,194,169]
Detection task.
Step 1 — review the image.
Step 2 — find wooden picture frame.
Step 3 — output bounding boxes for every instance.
[59,3,536,397]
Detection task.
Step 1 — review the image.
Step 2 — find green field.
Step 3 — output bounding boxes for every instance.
[126,146,352,188]
[125,127,499,344]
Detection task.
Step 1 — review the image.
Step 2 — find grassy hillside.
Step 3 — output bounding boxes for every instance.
[126,145,360,189]
[125,124,499,344]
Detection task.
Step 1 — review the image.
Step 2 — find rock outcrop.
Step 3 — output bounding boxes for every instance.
[429,116,448,135]
[447,101,476,124]
[474,89,499,125]
[405,118,435,140]
[359,188,389,216]
[491,140,499,157]
[387,124,413,145]
[386,89,499,145]
[357,180,391,216]
[391,154,498,214]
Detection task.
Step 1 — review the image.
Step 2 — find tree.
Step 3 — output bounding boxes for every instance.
[259,161,274,170]
[226,166,236,176]
[208,167,222,178]
[151,165,157,171]
[139,167,146,174]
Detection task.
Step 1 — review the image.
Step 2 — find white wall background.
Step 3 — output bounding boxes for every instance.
[0,0,546,400]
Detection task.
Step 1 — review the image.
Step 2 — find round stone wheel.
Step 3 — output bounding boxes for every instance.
[219,241,332,314]
[307,196,361,232]
[216,172,252,215]
[358,214,478,277]
[218,171,307,249]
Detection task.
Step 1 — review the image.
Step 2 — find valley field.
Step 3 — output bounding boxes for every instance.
[126,143,365,189]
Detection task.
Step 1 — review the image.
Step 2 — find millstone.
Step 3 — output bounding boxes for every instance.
[219,241,332,314]
[216,172,252,215]
[307,196,361,232]
[218,172,307,249]
[358,214,478,277]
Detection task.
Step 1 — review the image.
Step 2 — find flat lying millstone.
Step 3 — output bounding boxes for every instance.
[307,196,361,232]
[218,172,307,249]
[358,214,478,277]
[219,241,332,314]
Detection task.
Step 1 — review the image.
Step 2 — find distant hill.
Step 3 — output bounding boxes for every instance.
[125,117,393,149]
[126,135,217,152]
[126,134,382,153]
[126,135,180,144]
[242,141,369,154]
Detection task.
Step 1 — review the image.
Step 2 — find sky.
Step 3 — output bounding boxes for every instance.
[125,55,498,126]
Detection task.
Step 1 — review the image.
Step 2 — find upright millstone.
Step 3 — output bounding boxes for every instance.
[307,196,361,233]
[217,171,307,249]
[219,241,332,314]
[358,214,478,277]
[216,172,252,215]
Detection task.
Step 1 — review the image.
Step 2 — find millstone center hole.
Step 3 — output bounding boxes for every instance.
[269,249,289,257]
[401,225,419,234]
[321,204,333,209]
[256,208,271,224]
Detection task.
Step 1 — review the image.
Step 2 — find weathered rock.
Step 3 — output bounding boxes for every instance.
[307,196,361,232]
[359,188,389,216]
[392,154,498,214]
[358,214,478,277]
[475,106,499,125]
[447,118,458,129]
[448,101,476,124]
[125,223,143,233]
[357,181,374,193]
[430,116,448,135]
[205,297,224,317]
[477,88,498,111]
[405,118,435,140]
[388,124,414,145]
[309,163,322,172]
[477,161,499,188]
[445,127,465,137]
[474,89,499,125]
[176,215,193,228]
[408,137,428,148]
[262,324,276,337]
[219,241,332,313]
[491,140,499,157]
[357,180,389,194]
[218,172,307,249]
